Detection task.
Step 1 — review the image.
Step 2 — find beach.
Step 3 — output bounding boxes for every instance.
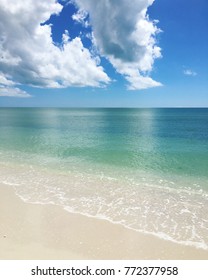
[0,108,208,259]
[1,184,208,260]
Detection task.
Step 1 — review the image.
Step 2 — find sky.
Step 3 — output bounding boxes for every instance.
[0,0,207,107]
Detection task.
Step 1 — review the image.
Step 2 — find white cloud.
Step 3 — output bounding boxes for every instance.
[0,72,30,97]
[0,73,15,86]
[72,9,89,27]
[124,70,163,90]
[0,0,162,98]
[0,86,31,98]
[183,69,197,76]
[0,0,110,97]
[73,0,162,90]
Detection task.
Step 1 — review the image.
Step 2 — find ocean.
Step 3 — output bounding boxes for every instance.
[0,108,208,250]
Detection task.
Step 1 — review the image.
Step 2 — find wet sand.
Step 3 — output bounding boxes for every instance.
[0,184,208,260]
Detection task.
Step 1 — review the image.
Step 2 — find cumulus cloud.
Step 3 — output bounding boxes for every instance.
[183,69,197,76]
[0,0,110,97]
[0,0,162,98]
[0,72,30,97]
[0,86,31,98]
[73,0,162,90]
[0,73,15,86]
[72,9,89,27]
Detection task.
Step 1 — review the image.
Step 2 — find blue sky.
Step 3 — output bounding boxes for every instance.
[0,0,207,107]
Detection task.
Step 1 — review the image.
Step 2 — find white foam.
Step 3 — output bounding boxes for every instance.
[61,205,208,251]
[2,181,20,186]
[2,160,208,252]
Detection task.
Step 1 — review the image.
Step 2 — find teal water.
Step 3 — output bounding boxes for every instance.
[0,108,208,249]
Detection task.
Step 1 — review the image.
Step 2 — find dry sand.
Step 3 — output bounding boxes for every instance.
[0,184,208,260]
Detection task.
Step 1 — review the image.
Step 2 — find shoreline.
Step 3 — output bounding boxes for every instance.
[0,184,208,260]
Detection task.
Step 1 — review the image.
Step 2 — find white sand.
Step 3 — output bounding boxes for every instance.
[0,184,208,260]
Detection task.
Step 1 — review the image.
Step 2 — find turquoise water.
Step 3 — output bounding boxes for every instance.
[0,108,208,249]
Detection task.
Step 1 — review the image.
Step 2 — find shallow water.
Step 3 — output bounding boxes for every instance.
[0,108,208,249]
